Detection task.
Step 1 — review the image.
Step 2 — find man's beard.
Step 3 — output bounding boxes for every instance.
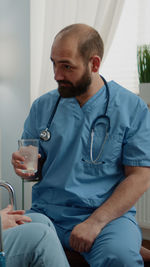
[57,68,91,98]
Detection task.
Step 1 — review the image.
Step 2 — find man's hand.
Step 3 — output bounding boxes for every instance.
[69,166,150,254]
[0,205,32,230]
[70,218,101,253]
[11,151,41,179]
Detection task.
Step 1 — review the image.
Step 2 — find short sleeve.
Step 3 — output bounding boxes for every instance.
[22,99,38,139]
[123,99,150,166]
[21,99,46,158]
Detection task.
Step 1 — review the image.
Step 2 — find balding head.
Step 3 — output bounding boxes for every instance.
[54,23,104,63]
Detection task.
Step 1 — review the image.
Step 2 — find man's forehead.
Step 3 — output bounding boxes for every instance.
[51,36,79,58]
[53,34,79,48]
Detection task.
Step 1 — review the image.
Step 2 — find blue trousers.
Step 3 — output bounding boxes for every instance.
[26,211,144,267]
[3,213,69,267]
[83,217,144,267]
[55,215,144,267]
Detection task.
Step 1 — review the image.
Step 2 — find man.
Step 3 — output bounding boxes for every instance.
[12,23,150,266]
[0,205,69,266]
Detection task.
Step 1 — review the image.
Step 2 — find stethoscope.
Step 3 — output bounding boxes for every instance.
[88,75,110,164]
[40,95,61,141]
[40,76,110,164]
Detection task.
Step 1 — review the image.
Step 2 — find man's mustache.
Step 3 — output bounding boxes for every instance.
[57,80,73,86]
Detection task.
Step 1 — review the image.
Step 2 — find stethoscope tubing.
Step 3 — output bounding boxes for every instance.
[40,96,61,141]
[40,75,110,149]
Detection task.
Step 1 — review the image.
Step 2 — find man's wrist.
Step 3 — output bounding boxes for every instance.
[88,213,109,230]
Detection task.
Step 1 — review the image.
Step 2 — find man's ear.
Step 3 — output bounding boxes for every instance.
[90,56,101,73]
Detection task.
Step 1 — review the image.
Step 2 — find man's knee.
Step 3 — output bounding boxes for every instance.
[97,241,143,267]
[86,217,143,267]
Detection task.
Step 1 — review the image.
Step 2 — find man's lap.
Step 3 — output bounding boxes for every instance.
[25,210,144,266]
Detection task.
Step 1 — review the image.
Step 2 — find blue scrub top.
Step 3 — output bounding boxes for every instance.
[22,81,150,230]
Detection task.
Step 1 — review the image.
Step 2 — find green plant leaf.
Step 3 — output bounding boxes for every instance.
[137,45,150,83]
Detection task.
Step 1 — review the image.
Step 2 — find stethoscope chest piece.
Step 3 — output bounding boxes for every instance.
[40,128,51,141]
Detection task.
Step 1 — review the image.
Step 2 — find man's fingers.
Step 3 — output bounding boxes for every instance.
[11,152,25,163]
[15,168,35,179]
[12,159,27,171]
[12,151,39,179]
[70,236,91,253]
[11,152,28,174]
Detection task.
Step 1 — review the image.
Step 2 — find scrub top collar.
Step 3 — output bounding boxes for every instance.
[59,82,107,114]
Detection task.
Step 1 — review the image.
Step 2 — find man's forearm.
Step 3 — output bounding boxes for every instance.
[88,166,150,229]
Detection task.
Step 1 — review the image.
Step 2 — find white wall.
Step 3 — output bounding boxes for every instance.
[0,0,30,209]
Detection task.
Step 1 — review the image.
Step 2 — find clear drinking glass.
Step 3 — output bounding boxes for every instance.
[18,139,39,174]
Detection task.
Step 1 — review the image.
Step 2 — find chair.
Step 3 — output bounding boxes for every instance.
[64,248,89,267]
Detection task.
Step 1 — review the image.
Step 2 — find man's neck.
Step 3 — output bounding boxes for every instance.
[76,74,104,107]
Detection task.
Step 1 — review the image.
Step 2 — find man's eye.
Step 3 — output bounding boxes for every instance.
[64,65,71,69]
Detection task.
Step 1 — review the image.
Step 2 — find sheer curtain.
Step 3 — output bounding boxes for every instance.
[101,0,150,94]
[94,0,124,60]
[30,0,124,103]
[137,0,150,45]
[100,0,139,93]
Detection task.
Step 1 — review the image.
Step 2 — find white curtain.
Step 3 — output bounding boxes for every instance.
[100,0,150,94]
[30,0,124,103]
[94,0,124,60]
[137,0,150,45]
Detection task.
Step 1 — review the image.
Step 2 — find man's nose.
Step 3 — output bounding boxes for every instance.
[54,68,64,81]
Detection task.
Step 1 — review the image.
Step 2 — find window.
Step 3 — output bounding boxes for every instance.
[101,0,150,94]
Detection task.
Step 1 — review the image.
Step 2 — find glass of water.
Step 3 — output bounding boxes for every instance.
[18,139,39,174]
